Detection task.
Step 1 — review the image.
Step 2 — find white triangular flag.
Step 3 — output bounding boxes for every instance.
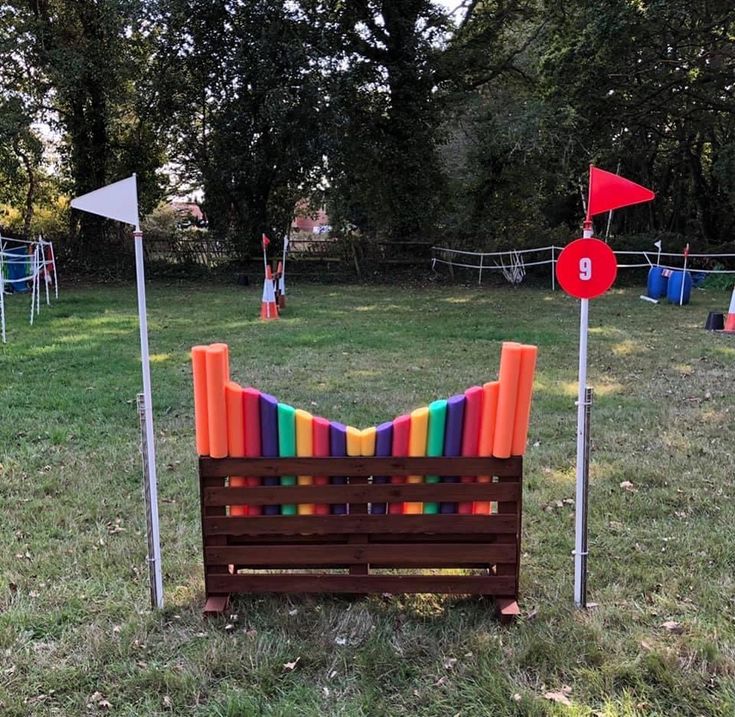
[71,175,139,227]
[654,240,662,250]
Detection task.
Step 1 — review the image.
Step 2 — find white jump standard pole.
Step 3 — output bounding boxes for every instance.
[134,226,164,609]
[573,222,593,608]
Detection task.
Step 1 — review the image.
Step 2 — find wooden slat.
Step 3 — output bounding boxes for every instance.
[203,514,517,536]
[207,574,516,595]
[205,543,516,566]
[204,482,520,506]
[200,456,522,478]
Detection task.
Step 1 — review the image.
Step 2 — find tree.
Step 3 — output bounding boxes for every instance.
[15,0,168,253]
[325,0,449,240]
[156,0,329,257]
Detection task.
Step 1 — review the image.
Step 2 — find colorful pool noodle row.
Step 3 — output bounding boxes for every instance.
[192,341,537,515]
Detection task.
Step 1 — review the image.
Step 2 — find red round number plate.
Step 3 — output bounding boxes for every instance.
[556,238,617,299]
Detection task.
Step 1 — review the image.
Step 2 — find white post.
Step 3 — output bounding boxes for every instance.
[679,244,689,306]
[281,236,288,297]
[35,244,41,315]
[50,241,58,299]
[41,239,50,306]
[478,253,484,286]
[29,247,37,325]
[574,223,593,608]
[133,228,164,608]
[551,246,556,291]
[0,250,5,344]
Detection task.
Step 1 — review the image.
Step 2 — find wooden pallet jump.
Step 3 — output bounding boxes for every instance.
[200,455,523,622]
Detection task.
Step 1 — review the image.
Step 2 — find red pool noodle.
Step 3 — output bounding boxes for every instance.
[242,387,262,515]
[459,386,483,514]
[313,417,330,515]
[389,415,410,514]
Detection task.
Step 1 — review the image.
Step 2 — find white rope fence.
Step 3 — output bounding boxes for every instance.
[431,245,735,288]
[1,235,58,343]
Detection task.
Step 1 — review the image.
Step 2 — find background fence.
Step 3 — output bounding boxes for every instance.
[431,245,735,288]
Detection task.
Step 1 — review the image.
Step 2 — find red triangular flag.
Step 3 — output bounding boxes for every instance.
[262,233,270,248]
[587,166,655,219]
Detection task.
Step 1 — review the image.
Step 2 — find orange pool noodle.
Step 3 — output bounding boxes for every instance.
[225,382,245,457]
[492,342,523,459]
[295,409,315,515]
[406,406,429,514]
[225,381,248,515]
[191,346,210,456]
[511,345,538,456]
[209,343,230,381]
[205,345,229,458]
[459,386,483,514]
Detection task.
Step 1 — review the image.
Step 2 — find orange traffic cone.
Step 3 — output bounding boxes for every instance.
[260,266,279,320]
[723,287,735,332]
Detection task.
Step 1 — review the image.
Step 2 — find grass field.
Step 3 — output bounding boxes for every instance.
[1,280,734,716]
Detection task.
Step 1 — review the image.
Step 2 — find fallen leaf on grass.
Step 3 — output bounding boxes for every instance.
[544,686,572,706]
[283,657,300,671]
[443,657,457,670]
[619,480,638,492]
[640,639,653,651]
[661,620,684,634]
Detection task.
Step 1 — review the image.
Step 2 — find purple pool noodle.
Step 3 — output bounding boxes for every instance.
[371,421,393,514]
[440,394,466,514]
[330,422,348,514]
[259,393,280,515]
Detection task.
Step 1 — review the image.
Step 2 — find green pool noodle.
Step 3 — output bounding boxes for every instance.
[424,399,447,514]
[278,403,297,515]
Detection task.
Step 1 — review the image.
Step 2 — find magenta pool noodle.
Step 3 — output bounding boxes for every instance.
[259,393,280,514]
[330,422,348,515]
[441,394,466,514]
[371,421,393,514]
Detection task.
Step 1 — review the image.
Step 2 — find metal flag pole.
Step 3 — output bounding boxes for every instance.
[573,220,593,608]
[70,174,164,609]
[134,224,164,608]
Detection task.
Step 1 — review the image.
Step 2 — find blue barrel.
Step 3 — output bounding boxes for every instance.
[646,266,668,299]
[667,270,692,305]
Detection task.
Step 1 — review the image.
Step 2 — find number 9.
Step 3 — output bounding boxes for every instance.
[579,257,592,281]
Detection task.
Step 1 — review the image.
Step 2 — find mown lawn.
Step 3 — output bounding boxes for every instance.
[1,279,734,716]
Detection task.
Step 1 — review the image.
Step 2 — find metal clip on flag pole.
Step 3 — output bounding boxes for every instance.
[70,175,164,609]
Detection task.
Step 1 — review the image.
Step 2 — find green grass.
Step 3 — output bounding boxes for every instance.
[1,280,734,716]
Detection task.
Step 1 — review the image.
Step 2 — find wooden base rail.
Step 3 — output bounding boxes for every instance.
[199,456,523,623]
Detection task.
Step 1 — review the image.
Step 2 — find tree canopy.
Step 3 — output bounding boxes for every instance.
[1,0,733,256]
